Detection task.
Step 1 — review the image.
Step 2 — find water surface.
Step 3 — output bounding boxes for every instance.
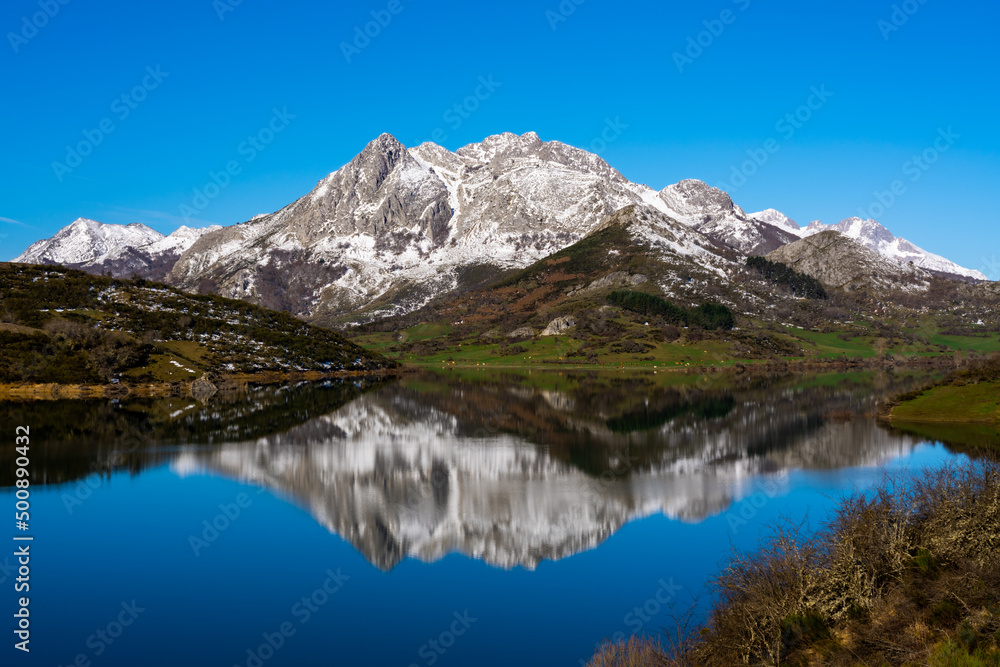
[0,370,975,666]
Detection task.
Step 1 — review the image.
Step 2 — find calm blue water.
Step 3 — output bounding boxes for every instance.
[0,372,970,666]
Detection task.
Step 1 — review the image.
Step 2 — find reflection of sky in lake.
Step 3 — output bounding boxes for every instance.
[2,373,968,666]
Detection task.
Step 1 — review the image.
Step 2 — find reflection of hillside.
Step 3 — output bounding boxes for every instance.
[0,378,389,487]
[173,373,927,571]
[887,421,1000,459]
[607,396,736,432]
[5,371,936,570]
[383,371,930,475]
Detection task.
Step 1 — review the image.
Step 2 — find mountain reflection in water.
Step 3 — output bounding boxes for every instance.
[2,371,944,570]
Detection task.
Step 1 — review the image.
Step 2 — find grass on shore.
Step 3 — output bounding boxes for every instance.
[888,354,1000,424]
[892,382,1000,423]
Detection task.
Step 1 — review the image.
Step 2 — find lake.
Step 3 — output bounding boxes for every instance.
[0,369,980,666]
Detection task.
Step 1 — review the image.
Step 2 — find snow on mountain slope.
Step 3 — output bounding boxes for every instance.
[767,230,930,292]
[13,218,225,279]
[168,132,672,321]
[596,205,734,279]
[749,210,984,280]
[749,209,807,237]
[659,181,798,255]
[788,217,984,280]
[17,132,985,322]
[168,133,460,317]
[164,134,987,320]
[411,131,645,248]
[14,218,164,267]
[144,225,223,256]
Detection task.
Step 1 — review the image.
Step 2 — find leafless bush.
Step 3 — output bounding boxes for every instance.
[699,520,821,666]
[697,460,1000,666]
[587,635,670,667]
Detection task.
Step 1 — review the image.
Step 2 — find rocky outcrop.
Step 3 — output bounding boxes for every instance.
[569,271,648,296]
[766,230,929,292]
[190,376,218,400]
[658,180,798,255]
[507,326,535,338]
[541,316,576,336]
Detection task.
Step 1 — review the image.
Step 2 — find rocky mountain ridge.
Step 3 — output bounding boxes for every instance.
[766,230,930,292]
[12,132,988,324]
[14,218,221,281]
[750,210,985,281]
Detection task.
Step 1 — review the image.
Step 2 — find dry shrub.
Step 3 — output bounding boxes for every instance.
[817,477,919,619]
[911,462,1000,568]
[696,459,1000,666]
[698,520,823,666]
[587,636,669,667]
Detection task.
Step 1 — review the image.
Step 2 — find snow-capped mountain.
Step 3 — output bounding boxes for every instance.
[767,230,929,292]
[807,217,985,281]
[14,218,163,267]
[144,225,224,256]
[13,218,222,280]
[749,208,807,237]
[13,132,987,323]
[166,132,794,321]
[751,210,985,281]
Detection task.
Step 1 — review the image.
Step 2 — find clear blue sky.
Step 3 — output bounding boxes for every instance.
[2,0,998,274]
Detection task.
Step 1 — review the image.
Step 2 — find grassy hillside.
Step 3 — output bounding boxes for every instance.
[354,313,1000,371]
[888,355,1000,424]
[350,212,1000,368]
[0,263,396,385]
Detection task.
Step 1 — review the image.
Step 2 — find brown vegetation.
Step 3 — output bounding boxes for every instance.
[590,460,1000,666]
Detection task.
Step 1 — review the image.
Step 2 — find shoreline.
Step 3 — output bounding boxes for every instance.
[880,356,1000,425]
[0,368,402,401]
[399,353,960,375]
[0,354,962,401]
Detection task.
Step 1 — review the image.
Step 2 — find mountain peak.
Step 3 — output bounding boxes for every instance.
[67,217,103,229]
[456,131,544,161]
[450,131,627,185]
[660,180,739,213]
[658,180,738,222]
[655,181,799,255]
[14,218,164,267]
[835,217,894,244]
[750,209,803,236]
[358,133,407,161]
[798,216,985,280]
[372,132,403,146]
[316,132,420,202]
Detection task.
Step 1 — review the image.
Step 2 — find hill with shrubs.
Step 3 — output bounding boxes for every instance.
[0,263,396,386]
